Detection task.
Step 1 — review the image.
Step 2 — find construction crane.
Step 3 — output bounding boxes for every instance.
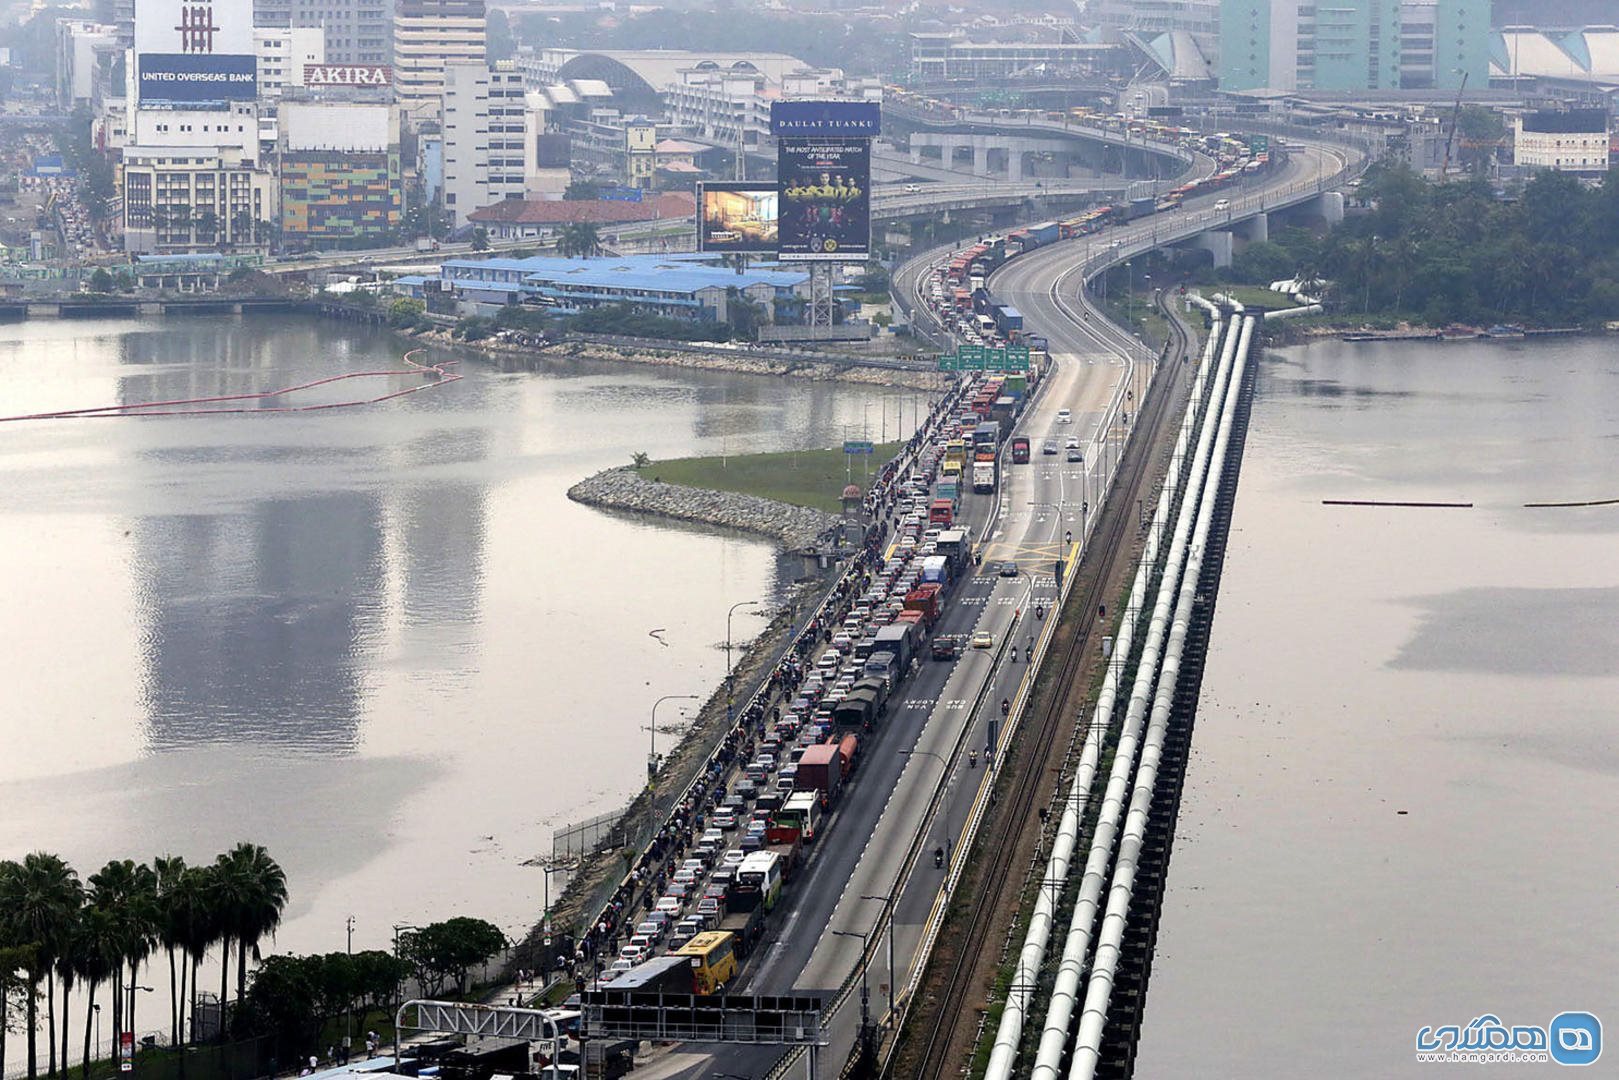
[1441,71,1470,177]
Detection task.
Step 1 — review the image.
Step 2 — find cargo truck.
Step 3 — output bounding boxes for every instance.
[795,743,844,801]
[921,554,951,586]
[836,733,859,778]
[973,460,996,493]
[904,583,943,628]
[720,906,766,960]
[929,498,955,526]
[870,622,916,671]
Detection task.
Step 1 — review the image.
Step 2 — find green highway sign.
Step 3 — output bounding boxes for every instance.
[937,355,960,371]
[1248,135,1269,155]
[843,440,875,454]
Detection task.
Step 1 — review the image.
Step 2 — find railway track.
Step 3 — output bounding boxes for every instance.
[901,290,1194,1078]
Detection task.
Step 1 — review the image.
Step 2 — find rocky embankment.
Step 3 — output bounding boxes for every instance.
[568,466,840,550]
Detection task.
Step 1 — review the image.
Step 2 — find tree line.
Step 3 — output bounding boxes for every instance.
[0,849,511,1080]
[1218,162,1619,327]
[0,845,287,1080]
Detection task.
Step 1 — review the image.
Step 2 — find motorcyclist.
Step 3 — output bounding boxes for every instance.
[934,846,945,868]
[969,749,978,768]
[1010,645,1018,663]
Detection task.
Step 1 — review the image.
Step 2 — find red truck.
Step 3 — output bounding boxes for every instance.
[796,743,844,802]
[903,583,943,628]
[837,733,859,778]
[929,498,955,526]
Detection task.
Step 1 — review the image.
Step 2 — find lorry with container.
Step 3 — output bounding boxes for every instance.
[921,554,952,586]
[608,954,698,994]
[993,304,1024,335]
[904,583,943,628]
[973,459,996,493]
[863,650,899,689]
[870,622,917,672]
[719,906,766,960]
[794,742,845,802]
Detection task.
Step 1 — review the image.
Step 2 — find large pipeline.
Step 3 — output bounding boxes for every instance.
[1068,315,1257,1079]
[1024,311,1244,1080]
[982,311,1234,1080]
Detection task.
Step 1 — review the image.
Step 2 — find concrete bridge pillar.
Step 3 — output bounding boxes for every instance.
[1317,191,1345,225]
[1235,212,1268,244]
[973,141,990,177]
[1193,230,1234,269]
[910,146,923,164]
[1007,150,1024,182]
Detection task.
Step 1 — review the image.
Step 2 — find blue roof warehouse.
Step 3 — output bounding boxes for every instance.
[405,254,813,325]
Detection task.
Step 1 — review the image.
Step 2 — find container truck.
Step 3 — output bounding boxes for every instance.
[870,622,916,671]
[836,733,859,778]
[972,460,996,493]
[904,583,943,628]
[720,906,766,960]
[929,498,955,526]
[936,480,960,506]
[993,305,1024,335]
[921,554,951,585]
[795,743,844,801]
[863,651,899,688]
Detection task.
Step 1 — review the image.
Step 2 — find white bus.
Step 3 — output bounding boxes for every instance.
[735,851,784,911]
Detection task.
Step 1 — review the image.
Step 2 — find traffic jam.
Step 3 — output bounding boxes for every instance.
[583,368,1045,1001]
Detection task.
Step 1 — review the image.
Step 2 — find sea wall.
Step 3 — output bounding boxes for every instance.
[568,466,841,550]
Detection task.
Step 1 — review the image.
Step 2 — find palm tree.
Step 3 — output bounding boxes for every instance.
[0,854,83,1079]
[162,866,210,1046]
[85,862,156,1055]
[557,222,602,259]
[152,857,187,1048]
[67,907,119,1079]
[213,846,287,1010]
[177,866,221,1044]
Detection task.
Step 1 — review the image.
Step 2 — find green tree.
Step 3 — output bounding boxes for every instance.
[86,860,157,1054]
[630,451,651,468]
[88,268,115,293]
[67,906,120,1078]
[214,845,288,1015]
[470,227,490,252]
[152,856,188,1048]
[388,297,427,328]
[1,942,36,1079]
[563,180,600,201]
[0,854,83,1079]
[1455,105,1505,176]
[557,222,602,259]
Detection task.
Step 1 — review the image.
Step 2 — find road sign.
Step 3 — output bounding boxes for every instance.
[1248,135,1270,154]
[937,355,960,371]
[844,440,874,455]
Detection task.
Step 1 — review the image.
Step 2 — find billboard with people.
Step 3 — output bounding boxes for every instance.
[776,138,870,262]
[698,183,779,253]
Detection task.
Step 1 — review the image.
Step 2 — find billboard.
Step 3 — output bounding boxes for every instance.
[137,0,255,104]
[698,183,779,253]
[777,139,870,261]
[304,64,392,87]
[770,100,881,138]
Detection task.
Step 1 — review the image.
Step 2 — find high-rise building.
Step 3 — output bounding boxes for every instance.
[1219,0,1479,91]
[441,61,523,226]
[278,101,402,239]
[56,20,119,107]
[395,0,486,125]
[126,0,273,252]
[254,26,325,101]
[252,0,392,65]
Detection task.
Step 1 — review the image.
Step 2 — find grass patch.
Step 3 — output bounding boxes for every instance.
[635,442,904,514]
[1218,285,1301,309]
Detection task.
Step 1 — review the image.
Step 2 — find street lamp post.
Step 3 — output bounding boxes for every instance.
[647,693,699,782]
[725,600,762,726]
[830,928,873,1058]
[858,894,896,1025]
[346,915,356,1052]
[123,985,152,1072]
[897,748,954,870]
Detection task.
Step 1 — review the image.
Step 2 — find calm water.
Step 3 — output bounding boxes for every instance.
[1137,337,1619,1077]
[0,315,923,989]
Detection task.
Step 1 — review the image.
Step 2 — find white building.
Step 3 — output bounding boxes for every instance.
[1514,109,1611,174]
[252,0,391,65]
[394,0,487,125]
[126,0,273,253]
[442,61,525,226]
[57,20,119,107]
[121,144,276,253]
[254,26,325,100]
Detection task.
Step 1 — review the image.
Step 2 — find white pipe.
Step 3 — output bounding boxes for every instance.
[981,314,1229,1080]
[1068,316,1256,1080]
[1025,310,1244,1080]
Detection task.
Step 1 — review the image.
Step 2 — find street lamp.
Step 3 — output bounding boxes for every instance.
[897,748,954,869]
[858,894,897,1024]
[725,600,762,725]
[647,693,699,782]
[830,928,874,1056]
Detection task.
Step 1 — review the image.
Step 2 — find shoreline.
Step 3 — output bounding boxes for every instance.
[567,466,843,551]
[405,324,951,391]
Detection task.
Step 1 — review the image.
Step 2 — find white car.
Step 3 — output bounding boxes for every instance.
[1056,408,1072,423]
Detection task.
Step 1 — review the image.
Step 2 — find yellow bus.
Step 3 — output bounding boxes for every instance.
[941,458,962,478]
[944,439,967,468]
[676,931,738,994]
